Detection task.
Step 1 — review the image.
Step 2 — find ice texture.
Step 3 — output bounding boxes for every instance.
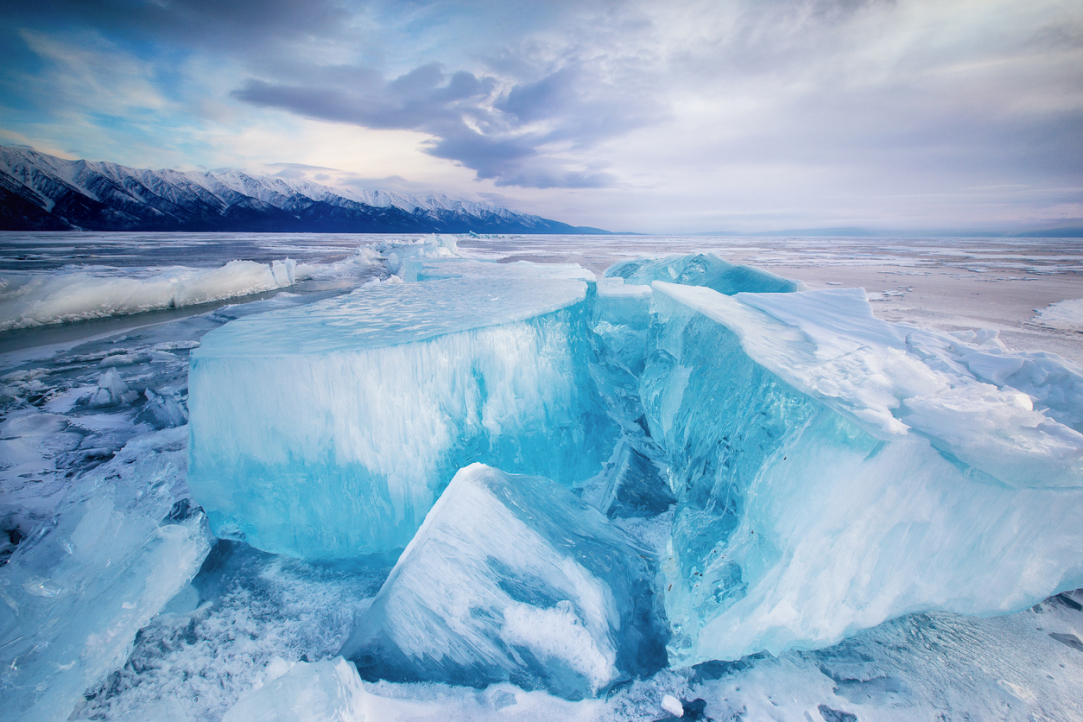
[0,429,212,722]
[0,259,299,331]
[188,273,617,560]
[1034,298,1083,331]
[341,463,667,699]
[222,658,368,722]
[603,252,804,294]
[642,283,1083,664]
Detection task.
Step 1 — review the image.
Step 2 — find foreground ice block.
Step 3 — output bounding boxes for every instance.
[0,429,212,722]
[604,252,803,295]
[188,275,617,560]
[341,464,668,699]
[222,658,367,722]
[642,283,1083,664]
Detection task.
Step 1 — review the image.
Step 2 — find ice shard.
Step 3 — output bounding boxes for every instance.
[0,429,212,722]
[643,283,1083,664]
[341,463,667,699]
[187,274,618,560]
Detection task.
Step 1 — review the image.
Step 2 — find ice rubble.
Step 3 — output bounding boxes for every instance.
[341,464,667,699]
[187,272,618,560]
[0,428,212,722]
[644,283,1083,664]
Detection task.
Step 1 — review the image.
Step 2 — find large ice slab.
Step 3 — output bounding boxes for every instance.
[188,274,618,560]
[642,283,1083,665]
[341,463,667,699]
[604,252,803,295]
[0,429,212,722]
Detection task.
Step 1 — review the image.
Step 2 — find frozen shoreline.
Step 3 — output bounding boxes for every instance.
[1,233,1082,722]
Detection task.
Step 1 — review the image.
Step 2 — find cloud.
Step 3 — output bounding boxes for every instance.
[231,57,634,188]
[2,0,1082,229]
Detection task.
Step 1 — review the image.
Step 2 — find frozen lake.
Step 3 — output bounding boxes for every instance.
[1,232,1082,722]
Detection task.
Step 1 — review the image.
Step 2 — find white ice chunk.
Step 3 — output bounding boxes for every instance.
[222,658,367,722]
[341,464,667,699]
[1034,298,1083,330]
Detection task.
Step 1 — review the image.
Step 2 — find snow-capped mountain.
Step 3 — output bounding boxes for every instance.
[0,146,607,234]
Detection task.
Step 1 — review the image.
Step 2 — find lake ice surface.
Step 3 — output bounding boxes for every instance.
[1,232,1082,721]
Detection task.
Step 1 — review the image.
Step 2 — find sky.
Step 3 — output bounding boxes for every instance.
[0,0,1080,234]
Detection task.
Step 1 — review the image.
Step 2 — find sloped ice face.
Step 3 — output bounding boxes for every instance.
[604,252,804,295]
[643,283,1083,665]
[187,274,618,560]
[341,463,667,699]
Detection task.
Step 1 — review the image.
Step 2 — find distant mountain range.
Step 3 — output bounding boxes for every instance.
[0,146,607,234]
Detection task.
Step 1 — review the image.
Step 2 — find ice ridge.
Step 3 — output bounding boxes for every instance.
[643,282,1083,664]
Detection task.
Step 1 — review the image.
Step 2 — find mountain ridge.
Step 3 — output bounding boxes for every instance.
[0,146,608,234]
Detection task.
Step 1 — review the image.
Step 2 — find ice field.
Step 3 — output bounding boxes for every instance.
[2,233,1083,721]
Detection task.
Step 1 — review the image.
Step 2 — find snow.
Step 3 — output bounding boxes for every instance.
[0,428,212,722]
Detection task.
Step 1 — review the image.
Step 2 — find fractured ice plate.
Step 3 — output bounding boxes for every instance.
[187,275,618,560]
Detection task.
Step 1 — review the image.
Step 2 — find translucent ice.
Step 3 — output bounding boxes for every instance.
[0,429,212,722]
[643,283,1083,664]
[604,252,803,295]
[188,274,617,560]
[222,658,368,722]
[341,463,667,699]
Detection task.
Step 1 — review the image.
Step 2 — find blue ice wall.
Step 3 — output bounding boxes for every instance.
[643,283,1083,665]
[188,275,618,560]
[603,252,803,295]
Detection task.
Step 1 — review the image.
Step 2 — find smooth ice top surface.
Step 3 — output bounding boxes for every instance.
[404,256,596,283]
[655,282,1083,489]
[194,275,587,357]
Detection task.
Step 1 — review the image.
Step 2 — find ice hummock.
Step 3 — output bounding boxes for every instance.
[0,428,212,722]
[341,463,668,699]
[0,259,301,331]
[604,252,804,294]
[643,283,1083,664]
[187,273,618,560]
